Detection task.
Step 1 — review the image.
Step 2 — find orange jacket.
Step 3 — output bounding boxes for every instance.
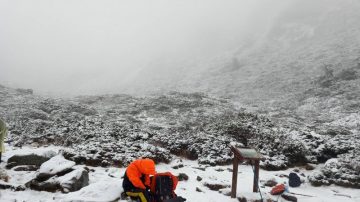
[126,159,156,190]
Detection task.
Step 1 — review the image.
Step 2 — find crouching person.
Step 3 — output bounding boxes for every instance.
[123,158,156,202]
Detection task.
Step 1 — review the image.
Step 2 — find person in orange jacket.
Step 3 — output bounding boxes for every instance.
[123,158,156,202]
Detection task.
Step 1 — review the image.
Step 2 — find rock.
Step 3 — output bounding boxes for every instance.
[196,176,202,181]
[261,160,288,171]
[7,150,57,168]
[264,178,277,187]
[27,176,60,192]
[305,164,315,170]
[0,169,9,182]
[237,196,247,202]
[172,164,184,169]
[36,155,75,181]
[27,168,89,193]
[177,173,189,181]
[275,173,289,178]
[196,187,202,192]
[58,168,89,192]
[292,168,300,173]
[203,182,229,191]
[281,193,297,202]
[215,168,225,172]
[5,162,17,169]
[218,188,231,196]
[237,194,268,202]
[13,165,39,171]
[193,167,206,171]
[0,182,26,191]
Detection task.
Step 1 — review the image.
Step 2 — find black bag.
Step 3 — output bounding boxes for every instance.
[164,196,186,202]
[154,175,174,201]
[289,172,301,187]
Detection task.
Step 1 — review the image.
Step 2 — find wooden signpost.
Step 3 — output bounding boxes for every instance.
[230,146,263,198]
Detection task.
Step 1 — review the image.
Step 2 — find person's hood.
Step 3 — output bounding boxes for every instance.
[138,159,156,175]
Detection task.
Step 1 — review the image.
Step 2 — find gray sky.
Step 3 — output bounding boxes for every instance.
[0,0,290,96]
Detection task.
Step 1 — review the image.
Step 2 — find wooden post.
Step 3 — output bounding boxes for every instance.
[253,160,260,192]
[231,156,239,198]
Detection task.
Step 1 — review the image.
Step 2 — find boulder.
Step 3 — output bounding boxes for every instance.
[26,176,60,192]
[27,168,89,193]
[58,168,89,193]
[36,155,75,181]
[7,150,57,168]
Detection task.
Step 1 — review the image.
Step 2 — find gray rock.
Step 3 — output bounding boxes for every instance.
[7,151,56,168]
[177,173,189,181]
[27,168,89,193]
[172,164,184,169]
[0,182,25,191]
[13,165,39,171]
[264,178,277,187]
[305,164,316,170]
[281,193,297,202]
[0,169,9,182]
[36,155,75,181]
[203,182,229,191]
[26,177,60,192]
[58,168,89,192]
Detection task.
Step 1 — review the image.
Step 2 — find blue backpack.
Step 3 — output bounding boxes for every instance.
[289,172,301,187]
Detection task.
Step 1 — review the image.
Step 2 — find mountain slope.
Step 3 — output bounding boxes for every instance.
[128,0,360,134]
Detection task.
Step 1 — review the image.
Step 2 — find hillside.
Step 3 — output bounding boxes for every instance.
[129,0,360,135]
[0,84,359,189]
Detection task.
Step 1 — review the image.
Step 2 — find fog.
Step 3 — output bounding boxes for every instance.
[0,0,291,96]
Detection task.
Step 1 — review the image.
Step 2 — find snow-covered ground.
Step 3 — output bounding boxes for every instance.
[1,146,359,202]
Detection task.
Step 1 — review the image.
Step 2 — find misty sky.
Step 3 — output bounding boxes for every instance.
[0,0,290,96]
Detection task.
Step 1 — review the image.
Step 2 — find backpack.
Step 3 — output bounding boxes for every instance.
[270,184,286,195]
[150,172,178,202]
[289,172,301,187]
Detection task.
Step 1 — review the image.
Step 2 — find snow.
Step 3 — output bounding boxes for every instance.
[39,155,75,176]
[1,151,360,202]
[60,178,124,202]
[2,146,59,162]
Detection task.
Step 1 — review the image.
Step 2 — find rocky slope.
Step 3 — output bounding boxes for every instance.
[128,0,360,136]
[0,84,359,188]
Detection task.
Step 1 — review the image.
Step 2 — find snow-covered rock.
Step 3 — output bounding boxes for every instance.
[57,168,89,193]
[6,149,57,168]
[37,155,75,180]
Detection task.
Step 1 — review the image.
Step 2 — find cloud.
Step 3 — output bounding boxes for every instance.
[0,0,290,95]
